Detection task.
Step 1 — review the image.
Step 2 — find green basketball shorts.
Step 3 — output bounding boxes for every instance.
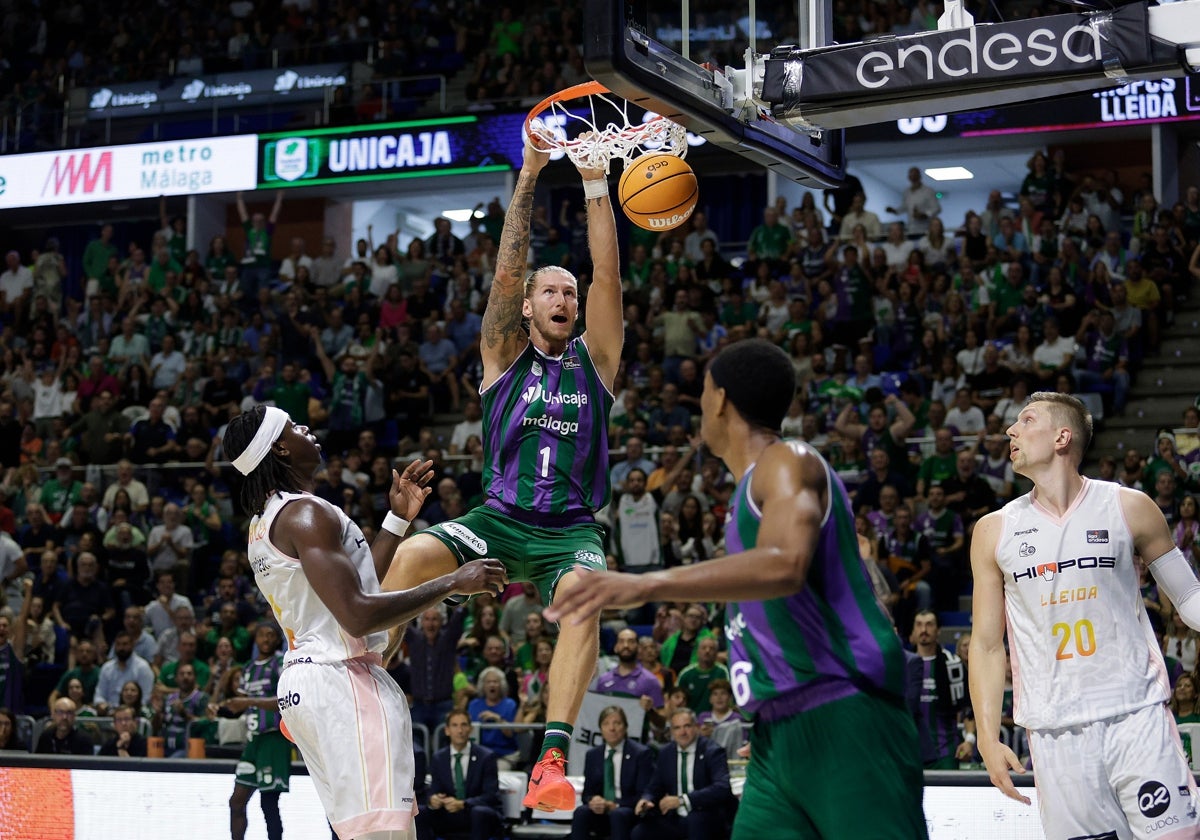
[422,504,606,604]
[235,729,292,793]
[733,691,927,840]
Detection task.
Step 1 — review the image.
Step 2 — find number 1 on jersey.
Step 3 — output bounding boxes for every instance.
[538,446,550,478]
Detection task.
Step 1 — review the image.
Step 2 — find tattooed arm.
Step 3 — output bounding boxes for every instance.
[578,166,622,390]
[479,143,549,389]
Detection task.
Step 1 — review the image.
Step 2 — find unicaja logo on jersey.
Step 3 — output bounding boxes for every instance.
[573,550,604,567]
[522,384,588,406]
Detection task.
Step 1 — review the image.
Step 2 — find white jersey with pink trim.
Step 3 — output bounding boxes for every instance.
[996,478,1169,731]
[249,491,388,664]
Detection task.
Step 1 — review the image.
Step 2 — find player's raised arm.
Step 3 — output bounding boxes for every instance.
[576,161,622,389]
[1126,487,1200,630]
[369,458,435,582]
[545,441,825,620]
[967,510,1030,805]
[480,142,549,386]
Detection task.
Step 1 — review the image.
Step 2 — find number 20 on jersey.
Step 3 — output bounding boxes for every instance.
[1052,619,1097,660]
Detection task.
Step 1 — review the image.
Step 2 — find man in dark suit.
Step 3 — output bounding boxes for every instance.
[98,705,147,757]
[571,705,654,840]
[632,708,732,840]
[419,710,504,840]
[35,698,94,755]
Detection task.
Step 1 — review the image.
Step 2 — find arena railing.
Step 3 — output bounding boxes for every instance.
[19,715,154,754]
[6,67,449,153]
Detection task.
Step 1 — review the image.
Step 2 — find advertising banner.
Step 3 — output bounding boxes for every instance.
[0,135,258,208]
[0,763,1050,839]
[852,76,1200,141]
[257,114,529,187]
[567,691,647,771]
[87,64,349,119]
[767,4,1150,105]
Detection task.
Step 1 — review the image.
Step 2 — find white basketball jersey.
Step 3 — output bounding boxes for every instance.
[249,491,388,665]
[996,478,1169,731]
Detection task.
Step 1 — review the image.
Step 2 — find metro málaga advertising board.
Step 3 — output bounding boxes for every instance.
[0,136,258,209]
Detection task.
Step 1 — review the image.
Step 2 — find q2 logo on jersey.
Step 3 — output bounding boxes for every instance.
[1139,780,1170,818]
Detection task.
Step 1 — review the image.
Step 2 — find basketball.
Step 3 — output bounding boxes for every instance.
[618,153,698,231]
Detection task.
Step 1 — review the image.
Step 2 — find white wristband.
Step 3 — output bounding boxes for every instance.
[382,512,410,536]
[582,178,609,200]
[963,732,977,745]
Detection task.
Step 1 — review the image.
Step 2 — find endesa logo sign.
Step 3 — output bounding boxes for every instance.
[0,136,257,209]
[789,3,1149,102]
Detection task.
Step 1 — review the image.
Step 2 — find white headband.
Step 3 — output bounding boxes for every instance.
[232,406,289,476]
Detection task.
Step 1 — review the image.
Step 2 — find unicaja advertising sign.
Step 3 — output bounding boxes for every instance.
[257,116,526,188]
[86,64,349,118]
[0,136,258,209]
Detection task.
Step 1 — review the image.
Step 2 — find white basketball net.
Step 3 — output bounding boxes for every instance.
[526,87,689,175]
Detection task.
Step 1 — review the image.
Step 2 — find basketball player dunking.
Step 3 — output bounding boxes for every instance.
[547,340,928,839]
[971,392,1200,838]
[225,405,507,840]
[381,138,625,812]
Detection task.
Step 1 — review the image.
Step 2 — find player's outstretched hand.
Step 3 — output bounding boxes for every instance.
[523,133,552,173]
[979,741,1030,805]
[452,559,509,598]
[544,567,651,626]
[572,130,606,183]
[389,459,435,522]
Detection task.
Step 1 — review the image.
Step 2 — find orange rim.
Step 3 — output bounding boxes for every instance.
[523,80,670,149]
[523,80,609,137]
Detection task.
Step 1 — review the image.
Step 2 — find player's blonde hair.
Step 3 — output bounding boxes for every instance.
[523,266,577,298]
[1027,391,1093,460]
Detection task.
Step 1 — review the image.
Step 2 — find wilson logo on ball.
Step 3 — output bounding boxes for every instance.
[647,208,696,228]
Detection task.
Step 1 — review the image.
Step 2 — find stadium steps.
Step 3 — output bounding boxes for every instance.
[1090,295,1200,457]
[416,62,474,117]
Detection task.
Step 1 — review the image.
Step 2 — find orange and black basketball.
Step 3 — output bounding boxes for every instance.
[617,153,698,232]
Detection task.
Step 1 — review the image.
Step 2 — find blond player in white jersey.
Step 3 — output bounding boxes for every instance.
[971,391,1200,840]
[224,405,507,840]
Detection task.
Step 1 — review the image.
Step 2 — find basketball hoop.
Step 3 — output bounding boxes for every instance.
[524,81,689,174]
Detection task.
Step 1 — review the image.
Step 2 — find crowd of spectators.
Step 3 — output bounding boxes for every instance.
[0,0,1125,149]
[0,0,592,146]
[0,39,1197,776]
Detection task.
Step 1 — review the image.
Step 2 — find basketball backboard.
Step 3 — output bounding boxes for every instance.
[584,0,848,187]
